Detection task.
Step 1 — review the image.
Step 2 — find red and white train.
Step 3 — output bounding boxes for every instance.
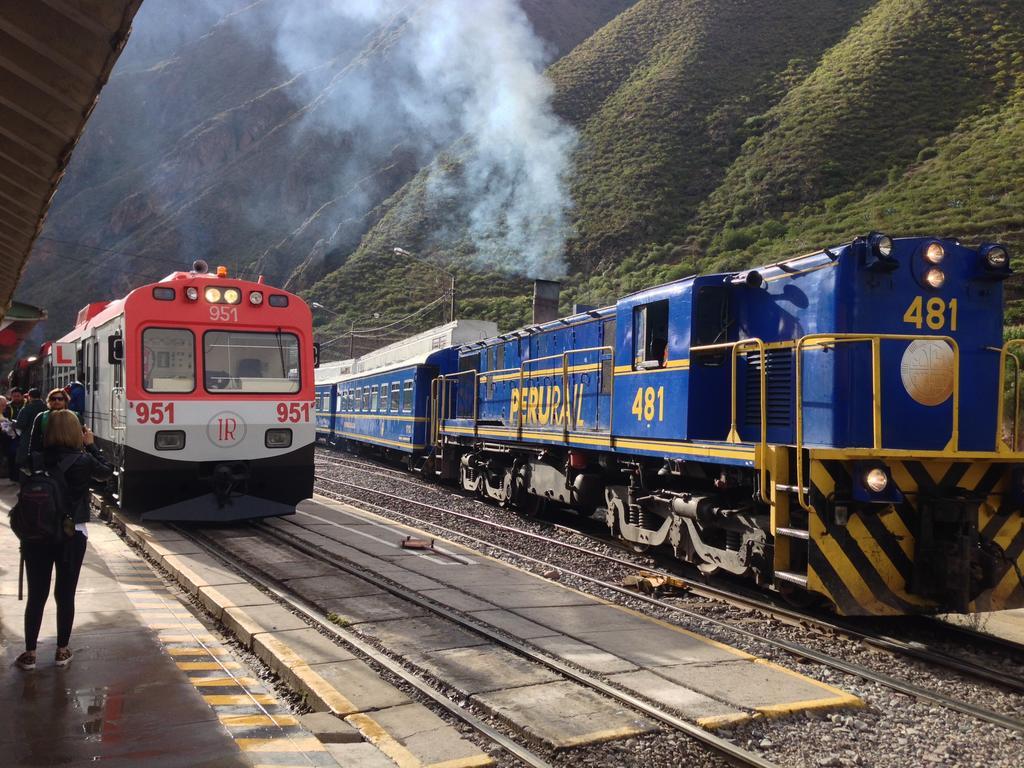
[14,261,317,521]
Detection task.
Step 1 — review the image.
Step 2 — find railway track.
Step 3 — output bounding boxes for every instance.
[171,517,777,768]
[312,465,1024,734]
[315,453,1024,684]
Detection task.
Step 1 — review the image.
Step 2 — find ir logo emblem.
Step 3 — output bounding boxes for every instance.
[207,411,247,447]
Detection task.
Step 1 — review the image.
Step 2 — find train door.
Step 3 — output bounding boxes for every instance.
[107,327,126,448]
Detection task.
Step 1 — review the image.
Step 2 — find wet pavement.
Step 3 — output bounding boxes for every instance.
[0,484,334,767]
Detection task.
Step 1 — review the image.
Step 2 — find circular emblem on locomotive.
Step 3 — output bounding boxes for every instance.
[900,340,954,406]
[207,411,247,447]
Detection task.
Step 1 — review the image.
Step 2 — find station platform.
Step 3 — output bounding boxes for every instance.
[0,485,338,768]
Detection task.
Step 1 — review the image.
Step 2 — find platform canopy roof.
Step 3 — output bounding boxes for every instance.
[0,0,143,324]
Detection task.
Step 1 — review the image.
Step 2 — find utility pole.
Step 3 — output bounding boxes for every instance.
[393,247,455,323]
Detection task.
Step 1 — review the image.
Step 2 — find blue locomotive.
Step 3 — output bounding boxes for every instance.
[319,234,1024,616]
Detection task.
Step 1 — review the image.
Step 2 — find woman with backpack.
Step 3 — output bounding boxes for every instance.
[15,410,113,670]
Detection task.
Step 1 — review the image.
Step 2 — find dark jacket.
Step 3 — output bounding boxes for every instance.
[44,445,114,524]
[15,399,45,466]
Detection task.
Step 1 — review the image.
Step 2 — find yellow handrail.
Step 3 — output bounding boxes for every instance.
[691,338,768,504]
[794,333,960,512]
[996,340,1024,452]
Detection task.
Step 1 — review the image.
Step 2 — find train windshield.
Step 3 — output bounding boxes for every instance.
[143,328,195,393]
[203,330,300,393]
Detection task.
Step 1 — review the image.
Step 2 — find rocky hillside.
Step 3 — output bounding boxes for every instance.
[21,0,1024,347]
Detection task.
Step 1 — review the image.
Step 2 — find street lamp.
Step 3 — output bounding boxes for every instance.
[393,247,455,323]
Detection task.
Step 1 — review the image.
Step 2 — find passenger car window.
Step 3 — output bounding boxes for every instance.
[390,382,401,411]
[402,381,413,412]
[143,328,195,393]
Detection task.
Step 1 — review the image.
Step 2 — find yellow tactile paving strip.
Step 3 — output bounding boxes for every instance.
[94,538,338,768]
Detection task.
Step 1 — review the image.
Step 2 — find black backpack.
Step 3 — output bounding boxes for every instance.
[9,454,79,546]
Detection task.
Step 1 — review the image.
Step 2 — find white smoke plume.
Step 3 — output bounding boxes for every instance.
[272,0,576,279]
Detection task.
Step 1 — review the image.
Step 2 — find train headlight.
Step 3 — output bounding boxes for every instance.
[155,430,186,451]
[864,468,888,493]
[223,288,241,305]
[185,287,199,301]
[871,233,893,258]
[924,268,945,289]
[985,246,1008,269]
[249,291,264,306]
[265,428,292,448]
[924,242,945,264]
[205,287,222,303]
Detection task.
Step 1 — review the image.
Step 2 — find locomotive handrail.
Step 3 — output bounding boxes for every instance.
[437,368,479,435]
[559,346,614,437]
[689,338,768,504]
[995,340,1024,452]
[794,333,960,513]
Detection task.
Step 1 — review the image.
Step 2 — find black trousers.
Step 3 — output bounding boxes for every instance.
[22,532,88,652]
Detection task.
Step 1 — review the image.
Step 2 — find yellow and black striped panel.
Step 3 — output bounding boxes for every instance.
[805,457,1024,616]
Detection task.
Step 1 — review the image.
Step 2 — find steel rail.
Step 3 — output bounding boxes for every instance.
[314,474,1024,734]
[169,523,555,768]
[313,457,1024,693]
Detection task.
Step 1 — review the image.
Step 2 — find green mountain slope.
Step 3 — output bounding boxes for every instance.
[309,0,1024,344]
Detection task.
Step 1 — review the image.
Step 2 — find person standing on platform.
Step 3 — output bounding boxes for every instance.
[25,388,69,470]
[15,410,113,670]
[14,388,45,476]
[5,388,24,481]
[64,380,85,424]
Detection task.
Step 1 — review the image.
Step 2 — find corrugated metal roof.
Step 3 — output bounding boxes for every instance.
[0,0,143,321]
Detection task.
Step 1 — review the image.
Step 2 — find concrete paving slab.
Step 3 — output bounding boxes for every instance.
[419,587,495,612]
[311,660,413,711]
[366,703,492,766]
[469,609,561,640]
[651,659,858,715]
[474,680,657,749]
[284,574,384,601]
[461,582,596,608]
[513,604,663,634]
[223,602,310,647]
[161,551,247,594]
[325,742,399,768]
[408,644,560,696]
[261,557,340,581]
[257,627,357,667]
[320,594,430,625]
[608,669,746,721]
[300,712,363,744]
[358,616,489,654]
[571,626,745,667]
[529,635,638,674]
[198,583,275,620]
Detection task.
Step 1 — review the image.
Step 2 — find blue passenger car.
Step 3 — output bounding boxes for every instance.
[326,349,457,458]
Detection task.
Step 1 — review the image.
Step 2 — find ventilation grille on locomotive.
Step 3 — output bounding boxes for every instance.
[744,348,793,427]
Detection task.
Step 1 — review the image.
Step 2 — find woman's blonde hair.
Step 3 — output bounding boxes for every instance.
[44,409,84,450]
[46,388,66,405]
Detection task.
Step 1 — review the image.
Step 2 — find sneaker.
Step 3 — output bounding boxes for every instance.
[15,652,36,671]
[54,648,73,667]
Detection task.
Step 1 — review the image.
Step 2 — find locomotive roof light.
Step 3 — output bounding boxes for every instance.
[216,265,228,278]
[923,242,945,264]
[924,268,946,290]
[205,287,222,303]
[185,286,199,301]
[249,291,264,306]
[978,243,1012,280]
[870,232,893,258]
[863,231,898,271]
